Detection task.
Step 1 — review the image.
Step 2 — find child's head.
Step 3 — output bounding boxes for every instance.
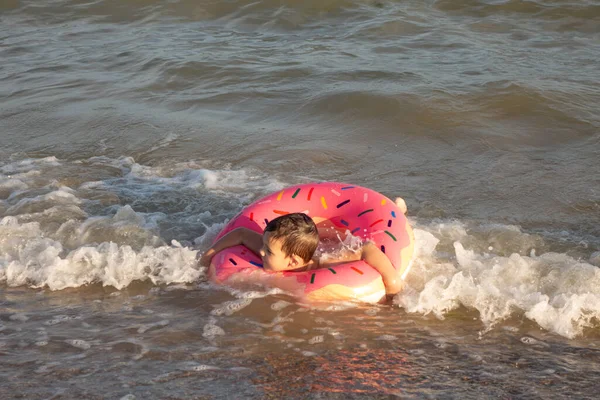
[260,213,319,272]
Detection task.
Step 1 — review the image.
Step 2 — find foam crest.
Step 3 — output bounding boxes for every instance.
[0,216,201,290]
[120,159,284,201]
[0,156,289,291]
[55,205,164,250]
[400,222,600,338]
[1,157,60,175]
[65,339,91,350]
[0,179,28,199]
[6,188,81,217]
[193,220,228,249]
[308,335,324,344]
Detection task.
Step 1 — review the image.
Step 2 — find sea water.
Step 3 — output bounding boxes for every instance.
[1,0,599,398]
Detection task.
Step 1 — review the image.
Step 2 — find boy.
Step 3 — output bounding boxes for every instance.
[199,205,407,299]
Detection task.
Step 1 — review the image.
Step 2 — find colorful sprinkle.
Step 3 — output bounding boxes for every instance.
[369,219,384,228]
[249,212,254,222]
[310,273,316,284]
[381,199,387,205]
[380,245,385,253]
[391,211,396,218]
[307,187,314,201]
[341,186,355,190]
[229,258,237,266]
[321,196,328,209]
[258,200,272,205]
[387,219,392,227]
[363,193,368,202]
[328,268,337,274]
[384,230,397,241]
[273,209,289,215]
[277,191,284,201]
[351,227,361,234]
[340,219,349,226]
[264,218,269,225]
[336,199,350,208]
[357,209,374,217]
[331,189,341,196]
[249,261,263,268]
[292,188,301,198]
[350,267,364,275]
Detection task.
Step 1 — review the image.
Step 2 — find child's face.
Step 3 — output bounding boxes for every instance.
[260,232,297,272]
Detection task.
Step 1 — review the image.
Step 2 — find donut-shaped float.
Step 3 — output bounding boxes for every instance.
[208,182,414,303]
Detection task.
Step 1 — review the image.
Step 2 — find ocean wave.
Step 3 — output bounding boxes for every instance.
[400,223,600,339]
[1,156,599,338]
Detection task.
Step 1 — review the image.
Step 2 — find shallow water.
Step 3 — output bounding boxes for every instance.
[1,0,600,398]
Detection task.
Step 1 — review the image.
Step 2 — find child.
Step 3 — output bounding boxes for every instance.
[199,201,408,300]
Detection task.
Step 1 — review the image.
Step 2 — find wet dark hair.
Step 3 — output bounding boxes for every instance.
[264,213,319,263]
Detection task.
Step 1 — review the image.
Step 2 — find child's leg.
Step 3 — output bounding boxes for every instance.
[395,197,407,215]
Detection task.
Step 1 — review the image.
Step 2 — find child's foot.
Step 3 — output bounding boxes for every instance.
[395,197,407,214]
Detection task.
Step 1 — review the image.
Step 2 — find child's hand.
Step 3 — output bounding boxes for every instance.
[194,228,263,270]
[197,249,215,269]
[385,278,404,296]
[383,280,404,304]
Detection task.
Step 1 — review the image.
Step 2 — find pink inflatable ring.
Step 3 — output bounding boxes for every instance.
[208,182,414,303]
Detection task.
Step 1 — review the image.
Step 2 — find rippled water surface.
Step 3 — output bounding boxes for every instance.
[1,0,600,398]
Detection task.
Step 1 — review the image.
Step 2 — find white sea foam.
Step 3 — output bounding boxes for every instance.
[399,221,600,338]
[65,339,91,350]
[117,157,284,201]
[0,220,201,290]
[0,155,288,291]
[316,230,364,263]
[0,179,28,198]
[203,318,226,338]
[0,156,280,290]
[308,335,324,344]
[1,156,60,175]
[211,298,253,316]
[180,362,221,372]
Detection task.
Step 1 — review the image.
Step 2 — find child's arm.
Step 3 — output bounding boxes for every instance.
[319,241,403,298]
[198,228,263,268]
[360,242,404,298]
